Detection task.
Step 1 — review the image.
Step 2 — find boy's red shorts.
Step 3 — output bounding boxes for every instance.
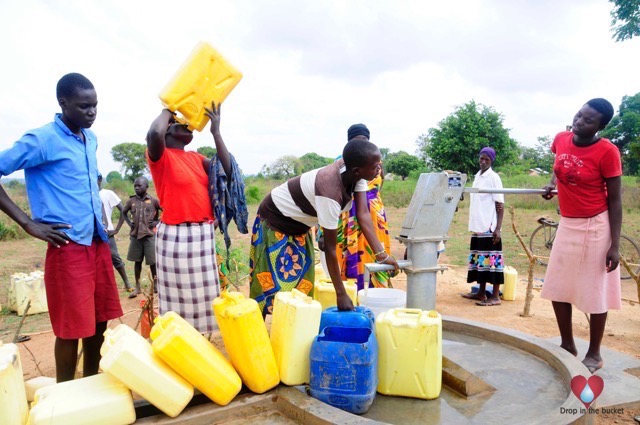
[44,239,123,339]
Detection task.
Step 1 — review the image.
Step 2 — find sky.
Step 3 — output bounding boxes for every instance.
[0,0,639,178]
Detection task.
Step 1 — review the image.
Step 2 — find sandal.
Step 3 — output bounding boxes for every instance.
[476,298,501,306]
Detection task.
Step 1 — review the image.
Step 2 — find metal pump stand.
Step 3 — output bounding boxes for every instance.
[364,172,555,311]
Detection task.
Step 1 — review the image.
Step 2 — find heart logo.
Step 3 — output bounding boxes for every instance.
[570,375,604,408]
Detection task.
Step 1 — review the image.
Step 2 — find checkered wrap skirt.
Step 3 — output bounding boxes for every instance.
[155,222,220,333]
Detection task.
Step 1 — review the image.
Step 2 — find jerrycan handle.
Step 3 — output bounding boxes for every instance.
[291,288,312,302]
[221,290,245,305]
[392,308,423,317]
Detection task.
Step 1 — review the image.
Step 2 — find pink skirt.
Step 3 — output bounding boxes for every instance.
[541,211,621,314]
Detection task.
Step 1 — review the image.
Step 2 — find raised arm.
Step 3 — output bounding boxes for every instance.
[204,102,231,177]
[0,184,71,247]
[146,109,174,162]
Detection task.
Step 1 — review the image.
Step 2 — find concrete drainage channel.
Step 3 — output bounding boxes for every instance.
[135,316,592,425]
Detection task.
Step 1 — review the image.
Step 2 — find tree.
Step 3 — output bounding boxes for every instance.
[600,92,640,175]
[260,155,299,179]
[106,171,123,183]
[379,148,390,162]
[384,151,424,180]
[111,142,148,182]
[416,100,519,177]
[297,153,332,173]
[610,0,640,42]
[197,146,217,158]
[520,136,554,173]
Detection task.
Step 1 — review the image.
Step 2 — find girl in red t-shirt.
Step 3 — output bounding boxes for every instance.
[540,98,622,374]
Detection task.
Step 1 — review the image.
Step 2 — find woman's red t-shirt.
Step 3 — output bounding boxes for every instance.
[552,131,622,218]
[147,148,214,224]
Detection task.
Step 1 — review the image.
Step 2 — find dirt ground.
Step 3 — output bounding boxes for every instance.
[3,238,639,424]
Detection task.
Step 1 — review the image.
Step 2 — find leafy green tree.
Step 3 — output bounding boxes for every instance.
[197,146,217,158]
[520,136,554,173]
[379,148,390,162]
[297,152,332,173]
[417,100,519,176]
[111,142,148,182]
[260,155,299,179]
[105,171,124,183]
[610,0,640,42]
[384,151,424,180]
[600,92,640,175]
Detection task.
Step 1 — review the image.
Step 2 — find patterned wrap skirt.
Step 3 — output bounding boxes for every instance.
[467,232,504,285]
[541,211,621,314]
[249,216,314,316]
[155,221,220,333]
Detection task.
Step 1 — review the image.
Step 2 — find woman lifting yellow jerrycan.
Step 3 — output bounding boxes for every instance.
[159,41,243,131]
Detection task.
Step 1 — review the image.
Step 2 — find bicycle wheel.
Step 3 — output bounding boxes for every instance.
[529,224,555,266]
[619,234,640,280]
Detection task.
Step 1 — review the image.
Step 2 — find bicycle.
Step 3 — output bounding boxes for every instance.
[529,216,640,280]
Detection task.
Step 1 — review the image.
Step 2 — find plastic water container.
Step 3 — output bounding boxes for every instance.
[100,324,193,418]
[502,266,518,301]
[213,291,279,394]
[159,41,243,132]
[270,289,322,386]
[9,272,48,316]
[313,279,358,311]
[24,377,56,402]
[309,326,378,414]
[319,306,375,333]
[376,309,442,399]
[27,373,136,425]
[150,311,241,406]
[357,287,406,319]
[0,343,29,425]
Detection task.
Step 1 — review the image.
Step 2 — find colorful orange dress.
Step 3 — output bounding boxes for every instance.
[335,174,394,289]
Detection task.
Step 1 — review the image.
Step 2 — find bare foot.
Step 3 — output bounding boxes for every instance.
[560,344,578,357]
[582,356,604,374]
[128,288,140,299]
[461,292,486,301]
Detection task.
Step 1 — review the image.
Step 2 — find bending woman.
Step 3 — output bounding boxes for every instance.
[541,98,622,374]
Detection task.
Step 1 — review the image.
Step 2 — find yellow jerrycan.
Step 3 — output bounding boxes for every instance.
[150,311,241,406]
[213,291,279,394]
[27,373,135,425]
[376,308,442,399]
[159,41,243,132]
[313,279,358,311]
[0,342,29,425]
[100,324,193,418]
[270,289,322,386]
[502,266,518,301]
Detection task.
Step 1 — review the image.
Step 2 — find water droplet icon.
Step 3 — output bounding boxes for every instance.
[580,384,595,403]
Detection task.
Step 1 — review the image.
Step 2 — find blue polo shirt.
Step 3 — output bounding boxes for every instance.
[0,114,107,245]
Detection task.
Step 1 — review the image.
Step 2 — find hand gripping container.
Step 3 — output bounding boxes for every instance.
[0,343,29,425]
[313,279,358,311]
[502,266,518,301]
[27,373,135,425]
[309,326,378,415]
[159,41,243,132]
[150,311,241,406]
[100,324,193,417]
[213,291,279,393]
[376,308,442,399]
[319,306,375,333]
[270,289,322,386]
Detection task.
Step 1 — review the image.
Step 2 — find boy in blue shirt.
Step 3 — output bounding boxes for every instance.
[0,73,123,382]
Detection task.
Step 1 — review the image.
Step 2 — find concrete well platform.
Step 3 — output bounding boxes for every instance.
[136,316,640,425]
